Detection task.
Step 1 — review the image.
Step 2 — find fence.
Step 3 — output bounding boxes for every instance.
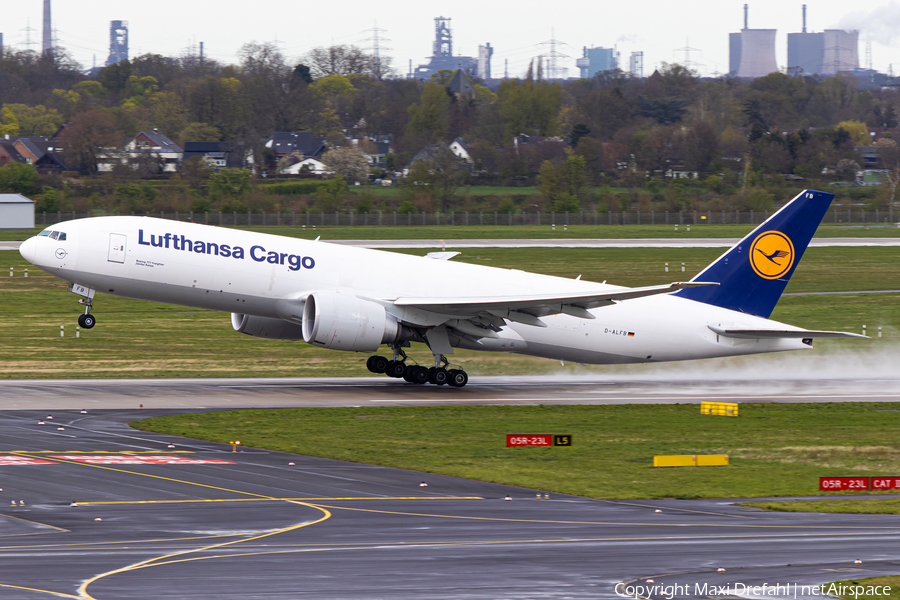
[37,208,897,228]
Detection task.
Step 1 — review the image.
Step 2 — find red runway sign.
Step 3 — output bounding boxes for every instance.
[507,435,552,447]
[50,455,235,465]
[819,476,870,491]
[506,435,572,447]
[0,455,56,465]
[871,477,900,490]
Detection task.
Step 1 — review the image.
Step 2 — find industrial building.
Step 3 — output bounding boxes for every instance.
[577,47,617,79]
[477,43,493,79]
[414,17,477,79]
[787,6,859,75]
[106,20,129,66]
[729,4,777,78]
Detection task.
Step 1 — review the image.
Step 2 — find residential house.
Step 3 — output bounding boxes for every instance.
[98,130,183,173]
[182,142,248,171]
[350,134,393,166]
[265,132,326,159]
[0,140,25,166]
[448,137,472,163]
[278,157,331,175]
[9,137,68,173]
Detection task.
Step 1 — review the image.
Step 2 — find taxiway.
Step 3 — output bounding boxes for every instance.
[1,408,899,600]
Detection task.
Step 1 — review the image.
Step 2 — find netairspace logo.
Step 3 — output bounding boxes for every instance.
[614,582,892,599]
[138,229,315,271]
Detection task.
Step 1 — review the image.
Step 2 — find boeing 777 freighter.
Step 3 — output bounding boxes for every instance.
[18,189,864,387]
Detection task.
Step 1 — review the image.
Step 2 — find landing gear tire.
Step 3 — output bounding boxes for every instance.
[386,360,407,378]
[78,314,96,329]
[367,355,389,374]
[447,369,468,388]
[429,367,449,386]
[409,366,430,385]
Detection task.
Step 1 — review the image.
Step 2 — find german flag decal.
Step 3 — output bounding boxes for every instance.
[627,332,635,337]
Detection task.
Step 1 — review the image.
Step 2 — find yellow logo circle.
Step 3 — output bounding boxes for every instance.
[749,231,795,280]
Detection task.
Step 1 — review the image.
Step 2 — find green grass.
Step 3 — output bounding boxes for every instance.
[3,223,899,242]
[1,246,896,379]
[831,576,900,600]
[133,402,900,499]
[738,498,900,514]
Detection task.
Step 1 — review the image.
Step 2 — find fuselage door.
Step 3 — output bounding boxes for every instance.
[108,233,127,263]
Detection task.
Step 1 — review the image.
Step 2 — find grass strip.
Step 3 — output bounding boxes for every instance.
[831,576,900,600]
[737,498,900,514]
[133,403,900,500]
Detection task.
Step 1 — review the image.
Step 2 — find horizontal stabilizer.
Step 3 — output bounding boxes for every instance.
[425,251,461,260]
[708,325,868,339]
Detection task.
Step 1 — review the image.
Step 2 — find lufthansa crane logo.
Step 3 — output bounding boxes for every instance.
[749,231,795,279]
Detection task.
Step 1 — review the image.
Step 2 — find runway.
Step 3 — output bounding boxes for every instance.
[1,408,899,600]
[1,371,899,410]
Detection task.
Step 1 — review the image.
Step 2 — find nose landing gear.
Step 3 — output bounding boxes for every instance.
[77,298,96,329]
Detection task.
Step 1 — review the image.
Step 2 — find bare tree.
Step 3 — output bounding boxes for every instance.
[238,42,290,80]
[303,45,382,79]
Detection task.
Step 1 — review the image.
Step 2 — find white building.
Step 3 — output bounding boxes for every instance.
[278,157,332,175]
[98,130,183,173]
[0,194,35,229]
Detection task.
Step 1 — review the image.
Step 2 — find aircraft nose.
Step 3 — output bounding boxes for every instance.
[19,237,37,264]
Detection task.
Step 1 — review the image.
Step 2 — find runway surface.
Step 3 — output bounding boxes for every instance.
[2,372,900,410]
[4,238,900,251]
[1,407,899,600]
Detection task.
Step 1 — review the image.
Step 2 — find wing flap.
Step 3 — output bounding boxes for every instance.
[708,325,869,339]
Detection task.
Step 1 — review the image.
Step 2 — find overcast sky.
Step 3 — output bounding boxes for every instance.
[3,1,900,78]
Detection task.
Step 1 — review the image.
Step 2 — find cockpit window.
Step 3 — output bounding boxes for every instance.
[39,230,67,240]
[38,230,51,237]
[50,231,59,240]
[58,232,66,241]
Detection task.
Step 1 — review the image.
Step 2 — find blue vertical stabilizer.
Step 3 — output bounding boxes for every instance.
[674,189,834,318]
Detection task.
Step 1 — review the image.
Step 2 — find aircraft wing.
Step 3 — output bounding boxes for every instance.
[707,325,869,339]
[394,281,716,327]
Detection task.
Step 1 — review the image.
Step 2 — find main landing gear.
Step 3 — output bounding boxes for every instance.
[76,298,96,329]
[366,349,468,388]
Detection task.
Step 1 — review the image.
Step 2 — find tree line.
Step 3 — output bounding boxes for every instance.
[1,43,899,215]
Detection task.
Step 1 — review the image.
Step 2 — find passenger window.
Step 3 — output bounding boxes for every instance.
[58,232,66,241]
[50,231,59,240]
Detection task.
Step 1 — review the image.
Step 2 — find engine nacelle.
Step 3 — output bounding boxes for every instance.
[301,291,400,352]
[231,313,305,340]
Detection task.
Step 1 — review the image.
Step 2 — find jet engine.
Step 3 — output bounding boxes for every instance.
[231,313,305,340]
[301,291,400,352]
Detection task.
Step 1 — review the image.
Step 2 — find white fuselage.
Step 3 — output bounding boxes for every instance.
[21,216,810,364]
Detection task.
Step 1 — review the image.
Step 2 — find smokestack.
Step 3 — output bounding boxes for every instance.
[42,0,52,55]
[743,4,749,29]
[199,41,204,63]
[802,4,807,33]
[0,33,4,61]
